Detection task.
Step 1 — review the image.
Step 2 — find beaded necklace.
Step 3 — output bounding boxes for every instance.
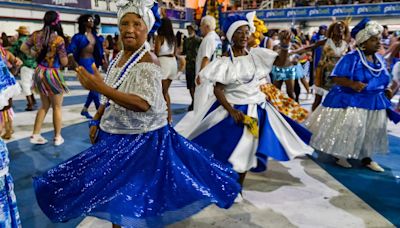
[356,48,385,78]
[100,42,150,105]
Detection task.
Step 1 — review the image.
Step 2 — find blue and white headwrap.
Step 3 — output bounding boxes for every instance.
[351,18,383,45]
[222,12,256,43]
[116,0,161,35]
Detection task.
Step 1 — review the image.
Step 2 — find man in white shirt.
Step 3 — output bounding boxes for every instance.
[196,15,222,79]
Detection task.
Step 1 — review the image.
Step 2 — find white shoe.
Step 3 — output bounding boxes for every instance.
[54,136,64,146]
[30,134,48,145]
[367,161,384,172]
[234,193,243,203]
[336,158,352,168]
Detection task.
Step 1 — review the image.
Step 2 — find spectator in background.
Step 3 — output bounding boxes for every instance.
[182,24,201,111]
[10,26,37,111]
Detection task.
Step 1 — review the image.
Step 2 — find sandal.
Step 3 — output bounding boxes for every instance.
[30,135,48,145]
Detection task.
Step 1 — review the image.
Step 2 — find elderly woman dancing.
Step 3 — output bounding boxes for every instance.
[32,1,240,227]
[306,18,400,171]
[180,13,313,202]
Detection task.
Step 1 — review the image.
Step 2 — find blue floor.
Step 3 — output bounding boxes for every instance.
[312,135,400,226]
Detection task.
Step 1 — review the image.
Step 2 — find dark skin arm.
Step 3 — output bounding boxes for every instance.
[89,105,105,144]
[332,77,367,92]
[214,82,244,123]
[290,39,327,55]
[76,53,154,112]
[273,30,291,67]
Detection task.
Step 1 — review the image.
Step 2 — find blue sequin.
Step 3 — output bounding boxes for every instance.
[0,139,21,228]
[33,125,240,227]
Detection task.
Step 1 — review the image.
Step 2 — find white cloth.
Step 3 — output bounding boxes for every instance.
[199,48,278,105]
[158,41,174,56]
[100,63,168,134]
[159,57,178,80]
[177,48,278,137]
[20,66,34,96]
[186,101,313,173]
[195,31,222,75]
[116,0,156,33]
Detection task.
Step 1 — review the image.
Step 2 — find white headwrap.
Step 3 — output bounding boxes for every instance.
[116,0,157,33]
[226,12,256,43]
[355,21,383,45]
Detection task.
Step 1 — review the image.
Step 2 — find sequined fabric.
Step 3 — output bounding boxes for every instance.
[260,83,308,123]
[0,140,21,228]
[306,107,388,159]
[0,174,21,228]
[271,65,296,81]
[100,63,168,134]
[33,125,240,227]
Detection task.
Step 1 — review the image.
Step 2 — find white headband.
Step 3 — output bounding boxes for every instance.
[355,21,383,45]
[116,0,156,33]
[226,12,256,43]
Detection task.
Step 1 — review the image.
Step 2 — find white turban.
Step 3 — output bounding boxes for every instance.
[116,0,157,33]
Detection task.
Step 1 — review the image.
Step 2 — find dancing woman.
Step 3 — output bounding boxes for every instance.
[311,20,350,111]
[183,13,313,201]
[306,18,400,171]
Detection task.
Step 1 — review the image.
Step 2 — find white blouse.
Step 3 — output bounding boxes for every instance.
[198,47,278,105]
[100,63,168,134]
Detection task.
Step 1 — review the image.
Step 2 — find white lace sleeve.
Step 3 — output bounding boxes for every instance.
[124,63,163,108]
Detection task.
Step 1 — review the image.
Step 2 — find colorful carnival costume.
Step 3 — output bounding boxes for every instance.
[33,1,240,227]
[25,31,69,96]
[314,38,348,97]
[253,18,308,123]
[0,46,21,140]
[260,83,308,122]
[306,18,400,171]
[0,139,21,228]
[0,47,20,109]
[0,47,21,227]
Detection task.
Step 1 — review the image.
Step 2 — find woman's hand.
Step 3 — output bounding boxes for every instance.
[351,81,367,92]
[89,125,98,144]
[385,88,394,99]
[279,30,291,47]
[14,57,23,67]
[76,63,105,92]
[229,109,245,124]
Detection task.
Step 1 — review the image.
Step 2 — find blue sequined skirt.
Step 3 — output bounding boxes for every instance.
[33,125,240,227]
